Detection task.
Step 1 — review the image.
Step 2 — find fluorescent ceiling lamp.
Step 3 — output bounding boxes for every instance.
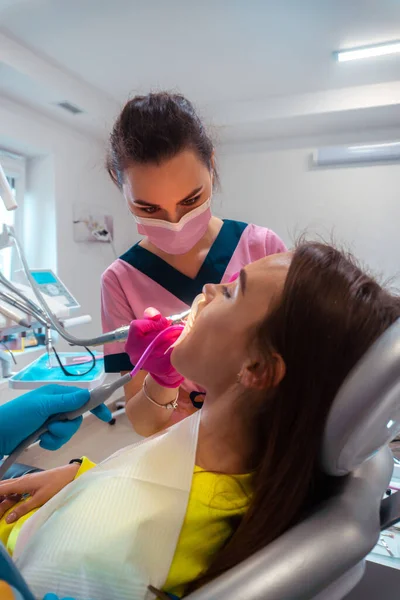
[335,41,400,62]
[312,142,400,167]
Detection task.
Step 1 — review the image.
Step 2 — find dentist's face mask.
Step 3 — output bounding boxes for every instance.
[134,197,212,255]
[123,149,214,255]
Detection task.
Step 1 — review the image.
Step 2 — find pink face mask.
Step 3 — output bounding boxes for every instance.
[134,198,212,255]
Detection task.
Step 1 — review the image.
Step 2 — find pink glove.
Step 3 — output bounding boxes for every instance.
[125,308,185,389]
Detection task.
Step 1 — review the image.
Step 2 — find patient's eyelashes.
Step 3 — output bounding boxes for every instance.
[222,286,232,299]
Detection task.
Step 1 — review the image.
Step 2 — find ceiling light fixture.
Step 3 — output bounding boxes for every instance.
[335,40,400,62]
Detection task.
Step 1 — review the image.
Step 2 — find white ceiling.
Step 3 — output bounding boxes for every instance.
[1,0,400,142]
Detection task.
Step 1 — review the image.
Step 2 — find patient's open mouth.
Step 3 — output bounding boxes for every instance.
[171,294,205,347]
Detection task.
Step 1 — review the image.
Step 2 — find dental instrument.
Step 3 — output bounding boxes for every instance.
[44,326,55,368]
[0,348,13,378]
[0,272,47,322]
[0,374,131,479]
[0,304,30,329]
[0,290,47,326]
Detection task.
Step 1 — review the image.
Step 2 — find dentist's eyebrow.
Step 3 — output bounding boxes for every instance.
[134,199,158,207]
[134,186,204,207]
[239,269,247,295]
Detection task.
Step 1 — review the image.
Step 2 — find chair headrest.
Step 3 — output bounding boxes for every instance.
[321,318,400,476]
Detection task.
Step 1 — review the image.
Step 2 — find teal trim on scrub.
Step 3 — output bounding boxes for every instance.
[190,391,205,409]
[104,351,134,373]
[119,220,248,305]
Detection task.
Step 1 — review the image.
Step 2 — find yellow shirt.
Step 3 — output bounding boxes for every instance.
[0,458,252,598]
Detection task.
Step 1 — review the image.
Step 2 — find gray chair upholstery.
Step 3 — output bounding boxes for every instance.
[187,318,400,600]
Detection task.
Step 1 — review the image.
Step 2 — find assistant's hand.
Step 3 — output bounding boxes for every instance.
[0,385,112,458]
[0,463,79,524]
[126,308,184,388]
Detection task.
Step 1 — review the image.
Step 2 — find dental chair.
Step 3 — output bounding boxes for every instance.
[186,318,400,600]
[1,319,400,600]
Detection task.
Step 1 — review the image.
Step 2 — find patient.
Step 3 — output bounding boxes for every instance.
[0,242,399,599]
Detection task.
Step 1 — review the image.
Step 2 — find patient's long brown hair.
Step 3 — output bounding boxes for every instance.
[188,242,400,593]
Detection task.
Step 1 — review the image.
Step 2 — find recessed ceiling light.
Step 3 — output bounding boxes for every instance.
[335,41,400,62]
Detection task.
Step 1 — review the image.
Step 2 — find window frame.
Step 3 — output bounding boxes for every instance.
[0,152,26,278]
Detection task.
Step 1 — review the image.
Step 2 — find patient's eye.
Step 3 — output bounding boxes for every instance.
[222,285,232,299]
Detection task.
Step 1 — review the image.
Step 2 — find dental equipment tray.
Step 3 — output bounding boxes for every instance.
[8,352,105,390]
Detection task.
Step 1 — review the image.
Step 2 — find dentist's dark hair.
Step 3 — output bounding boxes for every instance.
[188,242,400,594]
[106,92,216,188]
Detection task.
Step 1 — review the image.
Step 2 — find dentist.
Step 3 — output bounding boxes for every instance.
[102,91,287,436]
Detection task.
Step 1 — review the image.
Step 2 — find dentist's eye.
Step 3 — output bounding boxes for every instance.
[181,195,201,207]
[140,206,159,214]
[222,286,232,299]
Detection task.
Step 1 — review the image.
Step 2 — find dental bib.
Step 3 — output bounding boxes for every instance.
[14,411,201,600]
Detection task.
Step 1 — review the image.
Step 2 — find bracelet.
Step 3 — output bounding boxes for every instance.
[69,458,83,466]
[143,375,179,410]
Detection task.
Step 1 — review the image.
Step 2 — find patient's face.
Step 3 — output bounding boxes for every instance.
[171,253,291,393]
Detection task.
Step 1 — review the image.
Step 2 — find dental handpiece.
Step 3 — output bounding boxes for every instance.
[89,309,191,348]
[0,375,131,479]
[0,304,31,329]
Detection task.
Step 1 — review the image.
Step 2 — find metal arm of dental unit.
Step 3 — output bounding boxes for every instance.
[0,225,190,346]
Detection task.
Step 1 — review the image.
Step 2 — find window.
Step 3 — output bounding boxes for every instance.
[0,176,16,280]
[0,153,25,281]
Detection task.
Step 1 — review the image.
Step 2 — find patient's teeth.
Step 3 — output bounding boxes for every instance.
[171,294,205,347]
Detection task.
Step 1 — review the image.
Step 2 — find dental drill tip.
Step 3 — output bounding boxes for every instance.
[168,309,191,324]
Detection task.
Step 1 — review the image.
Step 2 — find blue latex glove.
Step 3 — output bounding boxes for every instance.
[43,595,76,600]
[0,385,112,458]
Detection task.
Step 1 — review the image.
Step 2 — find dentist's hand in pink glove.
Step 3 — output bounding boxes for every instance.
[125,308,184,389]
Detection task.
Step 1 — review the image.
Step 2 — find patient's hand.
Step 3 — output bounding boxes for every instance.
[0,463,80,523]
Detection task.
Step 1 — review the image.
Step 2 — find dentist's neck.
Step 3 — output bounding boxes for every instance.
[196,388,256,474]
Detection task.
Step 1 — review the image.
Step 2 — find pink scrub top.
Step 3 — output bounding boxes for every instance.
[101,220,286,406]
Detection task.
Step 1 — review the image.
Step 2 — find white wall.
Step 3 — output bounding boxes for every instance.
[25,154,57,272]
[0,97,138,340]
[216,139,400,287]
